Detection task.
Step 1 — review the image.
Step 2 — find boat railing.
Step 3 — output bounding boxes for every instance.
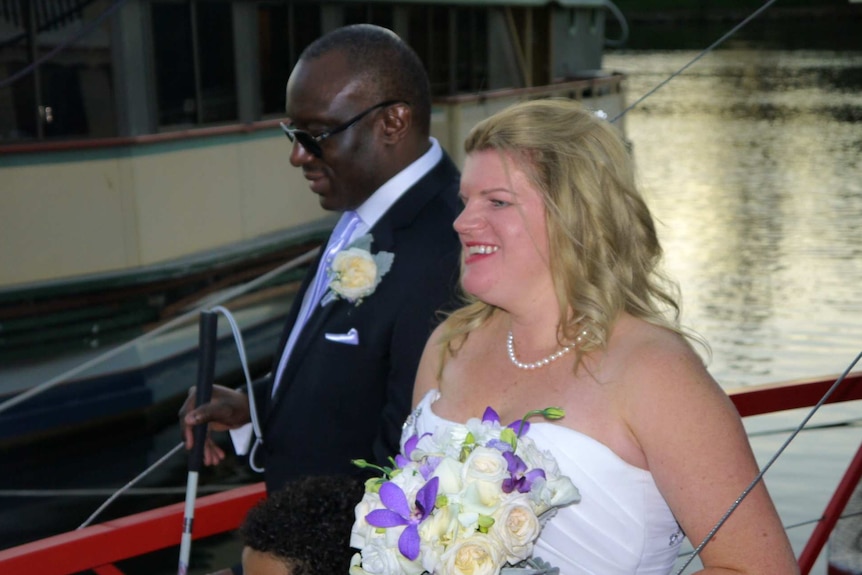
[0,373,859,575]
[0,244,322,417]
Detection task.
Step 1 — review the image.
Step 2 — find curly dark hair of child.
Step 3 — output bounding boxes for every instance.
[239,474,365,575]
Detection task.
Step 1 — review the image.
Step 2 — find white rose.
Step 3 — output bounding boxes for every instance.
[439,532,505,575]
[541,475,581,509]
[330,248,378,300]
[354,529,426,575]
[433,456,465,496]
[490,495,541,564]
[350,552,372,575]
[461,446,508,506]
[357,537,406,575]
[351,491,382,548]
[516,438,559,476]
[530,475,581,514]
[460,482,502,517]
[420,503,459,545]
[419,504,459,573]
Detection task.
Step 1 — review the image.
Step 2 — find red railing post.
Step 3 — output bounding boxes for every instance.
[798,441,862,574]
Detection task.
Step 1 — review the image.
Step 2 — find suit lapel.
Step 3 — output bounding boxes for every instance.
[265,153,460,419]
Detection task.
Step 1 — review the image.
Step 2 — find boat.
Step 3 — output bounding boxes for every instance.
[0,372,859,574]
[2,2,861,573]
[0,0,628,445]
[0,224,325,447]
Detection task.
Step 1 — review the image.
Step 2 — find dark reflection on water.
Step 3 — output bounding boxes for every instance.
[612,13,862,52]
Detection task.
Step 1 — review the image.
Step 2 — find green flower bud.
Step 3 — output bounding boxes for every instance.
[500,427,518,450]
[477,515,495,533]
[365,477,385,494]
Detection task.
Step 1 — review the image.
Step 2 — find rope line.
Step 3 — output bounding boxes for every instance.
[0,248,318,417]
[610,0,780,124]
[0,485,245,497]
[78,441,184,529]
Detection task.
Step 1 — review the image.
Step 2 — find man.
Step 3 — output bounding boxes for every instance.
[180,24,461,494]
[239,475,363,575]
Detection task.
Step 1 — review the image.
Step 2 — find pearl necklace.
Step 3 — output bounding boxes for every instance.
[506,330,584,370]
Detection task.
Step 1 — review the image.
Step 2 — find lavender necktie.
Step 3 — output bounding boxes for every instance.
[272,210,361,394]
[299,210,361,327]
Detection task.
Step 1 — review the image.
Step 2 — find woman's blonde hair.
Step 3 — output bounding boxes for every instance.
[439,98,690,370]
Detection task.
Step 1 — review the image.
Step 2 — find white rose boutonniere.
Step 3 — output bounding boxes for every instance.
[322,234,394,307]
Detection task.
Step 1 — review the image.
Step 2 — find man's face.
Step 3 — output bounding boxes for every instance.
[241,546,291,575]
[284,51,387,212]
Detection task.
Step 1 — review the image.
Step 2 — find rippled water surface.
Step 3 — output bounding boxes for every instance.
[605,48,862,573]
[606,49,862,387]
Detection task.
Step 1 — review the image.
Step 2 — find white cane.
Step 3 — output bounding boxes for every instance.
[178,310,218,575]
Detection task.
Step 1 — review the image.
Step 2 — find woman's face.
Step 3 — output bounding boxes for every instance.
[454,149,554,311]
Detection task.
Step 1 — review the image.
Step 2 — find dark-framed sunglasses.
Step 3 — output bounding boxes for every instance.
[280,99,407,158]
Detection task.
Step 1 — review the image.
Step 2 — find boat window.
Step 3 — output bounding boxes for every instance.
[151,0,238,127]
[0,0,118,141]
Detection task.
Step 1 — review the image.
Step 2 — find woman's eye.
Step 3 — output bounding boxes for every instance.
[490,198,509,207]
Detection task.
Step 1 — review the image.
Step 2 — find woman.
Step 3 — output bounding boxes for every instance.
[406,100,798,574]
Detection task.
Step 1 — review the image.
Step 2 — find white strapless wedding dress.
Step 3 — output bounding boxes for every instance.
[402,390,684,575]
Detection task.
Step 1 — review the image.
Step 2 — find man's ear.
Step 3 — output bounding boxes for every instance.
[379,103,411,144]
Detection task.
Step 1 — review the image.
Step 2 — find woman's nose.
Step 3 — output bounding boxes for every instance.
[453,202,480,234]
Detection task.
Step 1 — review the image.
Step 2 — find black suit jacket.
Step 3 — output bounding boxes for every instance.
[255,153,461,492]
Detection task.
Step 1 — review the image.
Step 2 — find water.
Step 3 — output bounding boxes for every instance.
[603,46,862,573]
[606,48,862,387]
[2,25,862,575]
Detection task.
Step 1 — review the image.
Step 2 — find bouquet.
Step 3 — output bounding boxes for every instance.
[349,406,580,575]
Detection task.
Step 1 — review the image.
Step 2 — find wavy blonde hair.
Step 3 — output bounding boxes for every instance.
[439,99,692,371]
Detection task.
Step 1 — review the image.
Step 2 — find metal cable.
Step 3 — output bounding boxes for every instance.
[0,248,318,416]
[610,0,780,124]
[77,441,184,529]
[0,485,240,497]
[674,349,862,573]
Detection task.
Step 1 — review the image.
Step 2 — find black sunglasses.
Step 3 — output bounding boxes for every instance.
[280,100,406,158]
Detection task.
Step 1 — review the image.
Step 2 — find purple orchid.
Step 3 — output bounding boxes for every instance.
[485,438,514,453]
[508,419,530,436]
[365,476,439,560]
[394,434,421,468]
[482,406,500,423]
[395,434,438,479]
[501,451,546,494]
[482,406,531,436]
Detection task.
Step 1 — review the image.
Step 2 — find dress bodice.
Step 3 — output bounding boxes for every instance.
[402,390,683,575]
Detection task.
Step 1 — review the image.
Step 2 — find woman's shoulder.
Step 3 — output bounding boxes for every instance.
[605,315,734,423]
[610,314,705,371]
[603,315,718,400]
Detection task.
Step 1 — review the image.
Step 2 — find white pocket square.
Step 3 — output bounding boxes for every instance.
[325,328,359,345]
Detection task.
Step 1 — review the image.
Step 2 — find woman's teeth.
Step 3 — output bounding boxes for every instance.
[468,245,498,255]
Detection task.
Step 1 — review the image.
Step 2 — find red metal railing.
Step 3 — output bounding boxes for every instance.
[0,372,859,575]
